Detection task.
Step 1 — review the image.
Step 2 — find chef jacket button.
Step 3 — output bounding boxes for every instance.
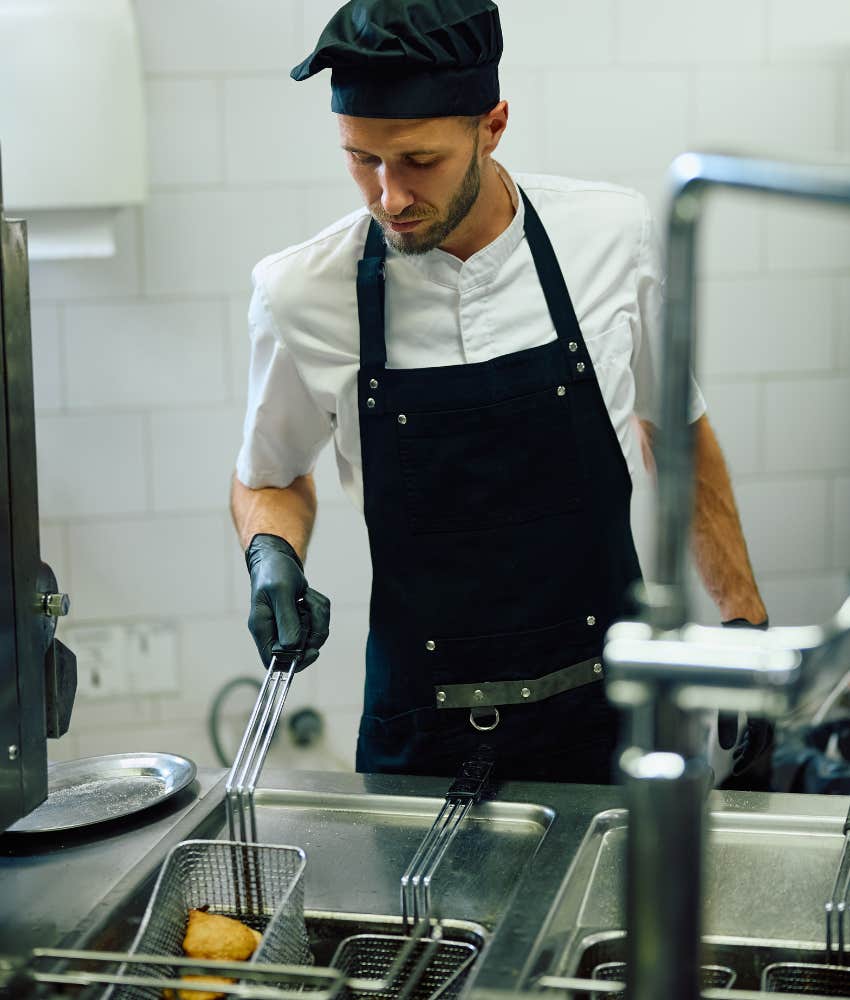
[521,687,531,699]
[369,378,379,389]
[473,689,484,702]
[576,362,586,373]
[593,662,603,675]
[568,341,578,353]
[425,640,436,651]
[366,397,376,409]
[556,385,566,397]
[398,414,407,425]
[587,615,597,626]
[436,690,446,703]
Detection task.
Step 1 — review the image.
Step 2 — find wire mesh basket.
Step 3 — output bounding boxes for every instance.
[590,960,735,999]
[762,961,850,994]
[113,839,311,999]
[330,932,478,1000]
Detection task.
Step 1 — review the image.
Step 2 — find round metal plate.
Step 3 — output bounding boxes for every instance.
[6,751,197,833]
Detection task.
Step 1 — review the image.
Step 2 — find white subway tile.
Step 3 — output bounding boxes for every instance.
[500,0,614,67]
[229,295,252,404]
[40,521,70,594]
[768,0,850,63]
[759,571,849,625]
[843,69,850,153]
[28,209,141,302]
[143,190,306,296]
[618,0,765,65]
[225,78,345,185]
[700,381,761,477]
[64,301,229,408]
[841,279,850,370]
[307,503,372,609]
[69,514,231,620]
[73,716,217,765]
[30,304,64,411]
[69,694,157,732]
[693,68,839,155]
[150,406,244,512]
[698,276,834,377]
[764,377,850,473]
[835,477,850,572]
[134,0,303,74]
[496,68,549,175]
[301,0,342,52]
[299,183,366,240]
[313,441,346,501]
[36,412,148,518]
[147,80,223,187]
[544,69,689,175]
[314,604,368,712]
[765,199,850,272]
[47,732,80,764]
[699,193,763,276]
[735,478,830,575]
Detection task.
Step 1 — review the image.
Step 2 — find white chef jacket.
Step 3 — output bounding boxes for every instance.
[236,167,706,512]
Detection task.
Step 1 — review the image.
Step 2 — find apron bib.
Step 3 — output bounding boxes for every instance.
[354,188,641,783]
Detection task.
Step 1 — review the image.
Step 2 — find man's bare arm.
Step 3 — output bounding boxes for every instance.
[641,416,767,623]
[230,473,318,561]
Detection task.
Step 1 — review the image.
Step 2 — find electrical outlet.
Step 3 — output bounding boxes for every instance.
[65,625,127,699]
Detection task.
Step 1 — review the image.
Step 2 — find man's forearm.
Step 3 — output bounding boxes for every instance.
[230,473,318,561]
[690,416,767,623]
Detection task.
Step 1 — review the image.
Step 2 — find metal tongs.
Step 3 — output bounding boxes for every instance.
[226,649,301,843]
[825,800,850,960]
[400,746,495,930]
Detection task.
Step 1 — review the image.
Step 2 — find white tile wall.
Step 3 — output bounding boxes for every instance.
[27,1,850,771]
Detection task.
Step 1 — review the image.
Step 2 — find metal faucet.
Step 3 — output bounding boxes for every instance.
[603,151,850,1000]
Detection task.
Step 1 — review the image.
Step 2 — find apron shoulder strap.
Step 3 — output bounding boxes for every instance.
[357,218,388,370]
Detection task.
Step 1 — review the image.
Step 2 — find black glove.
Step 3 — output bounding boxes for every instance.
[720,617,773,776]
[245,534,330,671]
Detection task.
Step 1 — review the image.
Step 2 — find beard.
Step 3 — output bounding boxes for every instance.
[371,140,481,256]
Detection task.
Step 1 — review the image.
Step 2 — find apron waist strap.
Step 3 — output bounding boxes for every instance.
[434,655,604,710]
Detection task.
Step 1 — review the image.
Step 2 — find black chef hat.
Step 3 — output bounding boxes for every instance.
[291,0,502,119]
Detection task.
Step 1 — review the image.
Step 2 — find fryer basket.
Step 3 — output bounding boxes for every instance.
[590,960,735,999]
[330,933,477,1000]
[762,961,850,994]
[114,839,310,999]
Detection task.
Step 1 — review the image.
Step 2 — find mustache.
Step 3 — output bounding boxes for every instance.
[370,203,436,224]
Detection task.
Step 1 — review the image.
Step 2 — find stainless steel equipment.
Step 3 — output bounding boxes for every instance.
[825,802,850,960]
[400,748,495,929]
[602,151,850,1000]
[0,150,76,832]
[226,652,299,843]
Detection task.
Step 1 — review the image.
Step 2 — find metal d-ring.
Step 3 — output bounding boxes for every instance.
[469,707,500,732]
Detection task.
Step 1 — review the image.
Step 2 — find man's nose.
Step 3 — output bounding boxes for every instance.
[380,167,415,217]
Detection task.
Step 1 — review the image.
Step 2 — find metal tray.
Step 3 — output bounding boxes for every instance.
[6,752,197,833]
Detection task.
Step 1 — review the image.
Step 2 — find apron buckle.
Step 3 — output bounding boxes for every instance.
[469,707,500,732]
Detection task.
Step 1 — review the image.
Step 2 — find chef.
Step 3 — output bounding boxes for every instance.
[231,0,769,784]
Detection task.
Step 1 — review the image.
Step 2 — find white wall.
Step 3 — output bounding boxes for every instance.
[33,0,850,769]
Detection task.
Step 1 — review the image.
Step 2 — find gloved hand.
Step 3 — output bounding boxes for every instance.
[245,533,331,671]
[720,617,773,777]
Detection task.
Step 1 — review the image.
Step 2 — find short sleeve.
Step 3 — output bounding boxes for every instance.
[631,197,706,426]
[235,277,334,489]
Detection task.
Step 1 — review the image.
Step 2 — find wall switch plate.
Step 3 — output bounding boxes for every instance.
[125,623,178,695]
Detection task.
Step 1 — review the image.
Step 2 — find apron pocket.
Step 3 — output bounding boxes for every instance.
[397,386,583,534]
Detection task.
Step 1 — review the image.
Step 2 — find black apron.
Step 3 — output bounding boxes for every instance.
[354,188,641,784]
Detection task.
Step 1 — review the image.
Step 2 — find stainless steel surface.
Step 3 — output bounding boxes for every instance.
[226,653,298,843]
[825,802,850,960]
[6,752,197,834]
[599,150,850,1000]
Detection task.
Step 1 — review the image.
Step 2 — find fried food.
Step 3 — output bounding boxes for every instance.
[182,909,260,963]
[163,974,234,1000]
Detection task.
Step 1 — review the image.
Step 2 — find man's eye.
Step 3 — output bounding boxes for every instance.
[408,158,438,169]
[352,154,379,165]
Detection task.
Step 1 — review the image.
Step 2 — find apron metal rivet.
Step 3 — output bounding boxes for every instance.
[425,640,436,651]
[569,341,578,353]
[473,689,484,702]
[436,690,446,703]
[398,414,407,425]
[587,615,596,626]
[556,385,566,397]
[369,378,379,389]
[593,662,603,675]
[576,362,586,373]
[366,397,376,409]
[521,687,531,699]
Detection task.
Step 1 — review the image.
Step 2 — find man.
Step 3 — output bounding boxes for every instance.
[231,0,768,784]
